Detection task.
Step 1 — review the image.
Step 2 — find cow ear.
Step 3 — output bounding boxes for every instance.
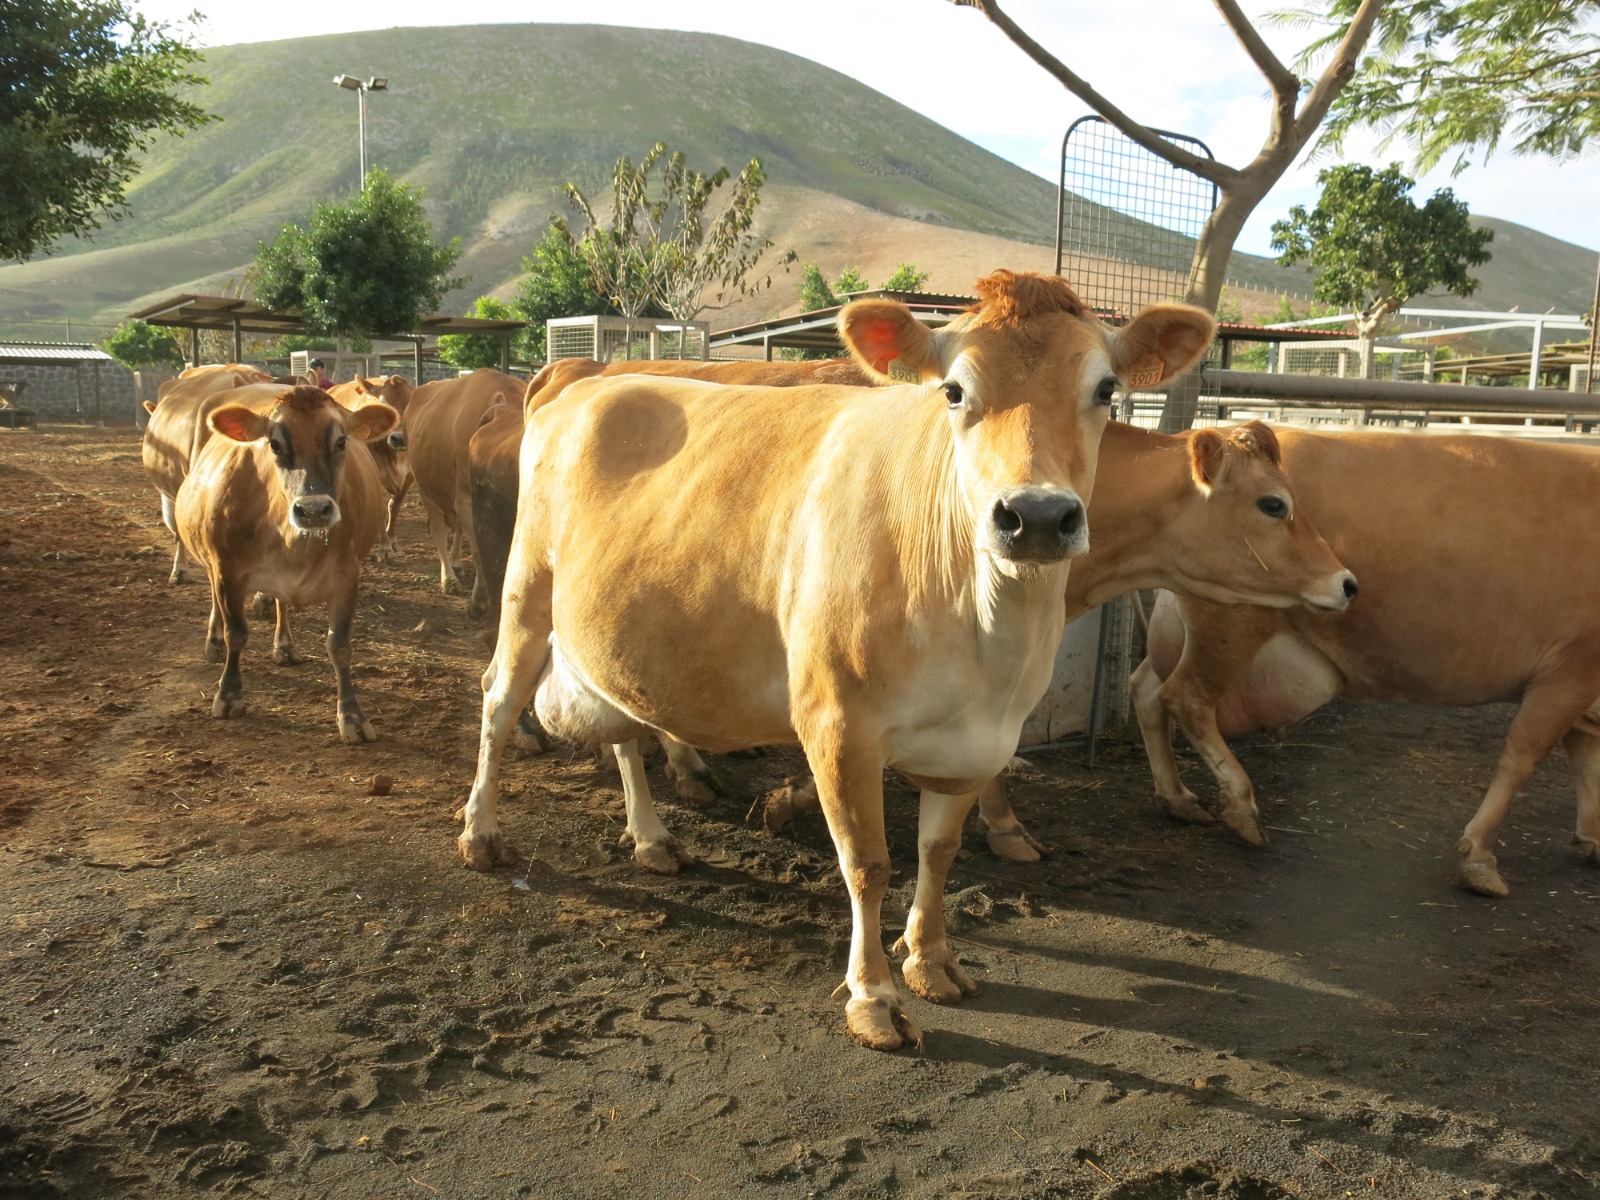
[208,405,268,443]
[1230,420,1281,466]
[142,400,157,415]
[1113,304,1216,389]
[1188,427,1225,492]
[346,402,398,442]
[838,300,941,382]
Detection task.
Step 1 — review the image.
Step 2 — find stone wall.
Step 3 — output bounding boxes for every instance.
[0,362,145,425]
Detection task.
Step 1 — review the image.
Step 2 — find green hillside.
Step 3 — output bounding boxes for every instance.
[1,22,1593,336]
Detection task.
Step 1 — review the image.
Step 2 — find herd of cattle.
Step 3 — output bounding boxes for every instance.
[136,269,1600,1049]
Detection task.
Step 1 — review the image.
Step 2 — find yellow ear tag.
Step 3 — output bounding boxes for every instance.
[887,358,919,383]
[1126,354,1166,390]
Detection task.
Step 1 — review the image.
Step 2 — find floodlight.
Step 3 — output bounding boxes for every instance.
[334,74,360,90]
[366,77,388,91]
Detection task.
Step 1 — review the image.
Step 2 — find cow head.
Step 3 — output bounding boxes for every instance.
[1180,422,1358,612]
[350,375,414,452]
[840,270,1214,576]
[208,386,398,533]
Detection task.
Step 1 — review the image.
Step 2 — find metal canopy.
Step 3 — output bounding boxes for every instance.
[0,343,117,366]
[126,293,530,373]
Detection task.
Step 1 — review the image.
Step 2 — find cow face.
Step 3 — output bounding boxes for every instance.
[840,271,1214,575]
[1186,422,1359,612]
[208,386,398,533]
[352,376,414,451]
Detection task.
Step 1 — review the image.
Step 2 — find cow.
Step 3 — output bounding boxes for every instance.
[174,385,397,742]
[401,368,524,614]
[1071,425,1600,901]
[327,376,415,564]
[141,365,275,583]
[762,420,1360,859]
[458,270,1217,1050]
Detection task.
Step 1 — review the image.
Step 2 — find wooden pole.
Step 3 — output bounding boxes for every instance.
[1586,252,1599,396]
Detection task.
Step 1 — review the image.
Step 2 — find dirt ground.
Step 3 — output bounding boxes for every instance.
[3,425,1598,1200]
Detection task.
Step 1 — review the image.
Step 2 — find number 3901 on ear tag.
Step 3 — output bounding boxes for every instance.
[1125,354,1165,390]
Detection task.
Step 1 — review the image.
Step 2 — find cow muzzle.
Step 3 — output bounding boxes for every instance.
[386,429,407,452]
[1304,570,1359,613]
[290,495,341,531]
[988,487,1086,563]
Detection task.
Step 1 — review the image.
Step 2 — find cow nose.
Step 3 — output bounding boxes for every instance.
[990,488,1085,561]
[386,430,407,451]
[1342,573,1359,601]
[291,495,337,528]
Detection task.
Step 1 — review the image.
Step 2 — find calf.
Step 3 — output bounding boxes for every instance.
[1129,426,1600,898]
[175,386,396,742]
[460,271,1216,1049]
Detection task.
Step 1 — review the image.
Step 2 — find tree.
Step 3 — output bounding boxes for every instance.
[0,1,216,263]
[797,263,837,312]
[559,142,793,321]
[438,296,516,370]
[250,169,462,339]
[1272,163,1493,374]
[512,222,617,362]
[949,0,1386,428]
[102,319,183,370]
[832,266,871,296]
[1304,0,1600,173]
[881,263,932,292]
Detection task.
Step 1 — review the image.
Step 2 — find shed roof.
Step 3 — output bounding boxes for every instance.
[126,293,528,338]
[0,343,116,365]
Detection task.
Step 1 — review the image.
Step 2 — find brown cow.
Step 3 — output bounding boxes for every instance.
[175,385,397,742]
[402,368,523,614]
[142,365,275,583]
[327,376,415,564]
[1095,426,1600,900]
[460,272,1218,1050]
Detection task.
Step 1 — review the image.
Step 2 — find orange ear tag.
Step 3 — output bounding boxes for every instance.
[1125,354,1165,390]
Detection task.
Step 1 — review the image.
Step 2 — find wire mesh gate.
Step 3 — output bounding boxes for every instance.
[1051,117,1218,756]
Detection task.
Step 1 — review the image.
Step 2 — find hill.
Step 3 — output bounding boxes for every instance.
[1,22,1593,339]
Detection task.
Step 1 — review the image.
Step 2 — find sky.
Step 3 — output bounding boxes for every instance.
[135,0,1600,264]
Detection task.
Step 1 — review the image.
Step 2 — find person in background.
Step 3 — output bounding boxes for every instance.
[309,358,333,390]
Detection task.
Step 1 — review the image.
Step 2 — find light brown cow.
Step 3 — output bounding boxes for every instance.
[403,368,524,614]
[327,376,415,564]
[460,271,1217,1050]
[1092,426,1600,900]
[175,385,397,742]
[142,365,275,583]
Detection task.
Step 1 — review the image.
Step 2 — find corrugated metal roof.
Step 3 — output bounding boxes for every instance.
[0,343,116,363]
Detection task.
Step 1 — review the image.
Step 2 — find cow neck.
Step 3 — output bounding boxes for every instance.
[1066,421,1197,619]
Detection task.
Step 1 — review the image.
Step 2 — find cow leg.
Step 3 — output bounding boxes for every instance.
[1163,676,1268,846]
[1458,681,1596,897]
[763,774,819,832]
[974,776,1048,861]
[204,596,226,664]
[459,576,553,871]
[894,789,980,1005]
[459,488,491,621]
[326,572,377,744]
[161,494,188,584]
[613,740,694,873]
[420,495,459,595]
[1132,655,1214,827]
[661,735,725,808]
[1563,728,1600,866]
[374,479,408,565]
[272,600,305,666]
[210,578,249,719]
[512,707,550,754]
[807,730,918,1051]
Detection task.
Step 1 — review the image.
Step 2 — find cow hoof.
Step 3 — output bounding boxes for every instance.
[986,827,1047,862]
[842,995,921,1052]
[512,712,550,755]
[466,594,488,621]
[168,570,185,585]
[203,640,225,665]
[762,778,819,832]
[667,765,725,809]
[1573,835,1600,864]
[273,646,305,666]
[249,593,272,619]
[1162,792,1217,825]
[1460,860,1511,898]
[458,830,519,872]
[211,695,246,719]
[339,716,378,744]
[899,947,977,1005]
[1220,810,1269,847]
[625,833,694,875]
[439,579,460,597]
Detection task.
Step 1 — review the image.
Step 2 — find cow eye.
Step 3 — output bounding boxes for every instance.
[1095,377,1117,406]
[334,435,348,453]
[1258,495,1289,519]
[943,381,964,408]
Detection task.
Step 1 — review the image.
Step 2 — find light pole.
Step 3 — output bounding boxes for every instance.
[333,74,388,190]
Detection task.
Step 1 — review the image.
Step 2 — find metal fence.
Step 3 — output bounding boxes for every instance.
[546,316,709,364]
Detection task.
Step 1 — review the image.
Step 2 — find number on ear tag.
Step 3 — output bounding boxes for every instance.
[1126,354,1165,390]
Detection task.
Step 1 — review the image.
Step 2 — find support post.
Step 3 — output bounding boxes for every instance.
[233,318,243,366]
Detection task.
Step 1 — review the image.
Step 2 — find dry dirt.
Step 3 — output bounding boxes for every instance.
[3,426,1598,1200]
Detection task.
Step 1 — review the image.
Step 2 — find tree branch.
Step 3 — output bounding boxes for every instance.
[951,0,1236,184]
[1212,0,1298,93]
[1292,0,1388,147]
